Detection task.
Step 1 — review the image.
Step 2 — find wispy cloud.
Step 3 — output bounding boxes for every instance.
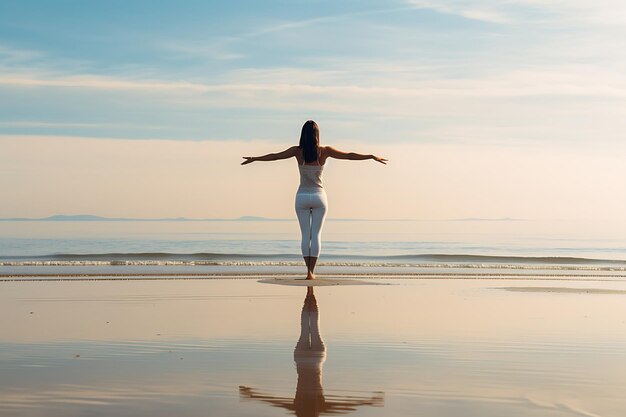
[2,65,626,99]
[0,121,193,131]
[0,43,42,63]
[158,5,413,63]
[235,5,413,38]
[3,63,625,148]
[407,1,513,24]
[521,0,626,25]
[408,0,626,25]
[0,73,211,92]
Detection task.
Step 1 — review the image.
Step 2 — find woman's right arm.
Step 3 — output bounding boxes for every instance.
[325,146,387,164]
[241,146,298,165]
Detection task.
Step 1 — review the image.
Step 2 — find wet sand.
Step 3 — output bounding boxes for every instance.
[258,277,386,286]
[500,286,626,294]
[1,277,626,416]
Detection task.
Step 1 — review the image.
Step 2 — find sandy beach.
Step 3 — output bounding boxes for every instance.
[2,275,626,417]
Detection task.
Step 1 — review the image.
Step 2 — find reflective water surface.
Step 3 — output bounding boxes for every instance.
[239,286,384,417]
[1,278,626,416]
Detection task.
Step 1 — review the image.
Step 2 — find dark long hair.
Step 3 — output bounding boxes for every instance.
[299,120,319,163]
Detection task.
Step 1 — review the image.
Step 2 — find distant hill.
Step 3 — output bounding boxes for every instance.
[46,214,119,221]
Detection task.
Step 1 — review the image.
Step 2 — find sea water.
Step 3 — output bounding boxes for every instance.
[1,219,626,278]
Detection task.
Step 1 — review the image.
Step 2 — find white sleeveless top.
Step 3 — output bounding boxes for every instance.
[298,164,324,192]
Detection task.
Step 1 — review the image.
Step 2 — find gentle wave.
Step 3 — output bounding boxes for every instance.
[1,252,626,271]
[2,252,626,263]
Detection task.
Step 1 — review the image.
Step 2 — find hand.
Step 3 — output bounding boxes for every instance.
[373,155,388,164]
[241,157,255,165]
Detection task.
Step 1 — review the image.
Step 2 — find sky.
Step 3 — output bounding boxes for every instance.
[1,0,625,220]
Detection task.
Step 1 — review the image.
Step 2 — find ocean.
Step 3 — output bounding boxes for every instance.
[1,219,625,279]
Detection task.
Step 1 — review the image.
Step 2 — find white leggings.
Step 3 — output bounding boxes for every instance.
[295,191,328,257]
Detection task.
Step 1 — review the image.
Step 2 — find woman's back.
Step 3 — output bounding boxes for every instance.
[295,146,327,166]
[298,164,324,192]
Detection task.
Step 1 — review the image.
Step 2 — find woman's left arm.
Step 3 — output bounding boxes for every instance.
[241,146,298,165]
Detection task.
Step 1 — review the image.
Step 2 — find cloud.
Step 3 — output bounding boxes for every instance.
[0,73,209,92]
[2,65,626,99]
[158,41,245,61]
[0,43,42,63]
[408,0,626,26]
[3,63,625,149]
[519,0,626,25]
[0,121,192,131]
[157,5,414,64]
[227,5,414,40]
[407,1,512,24]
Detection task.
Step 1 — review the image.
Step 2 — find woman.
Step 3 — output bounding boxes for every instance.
[242,120,387,280]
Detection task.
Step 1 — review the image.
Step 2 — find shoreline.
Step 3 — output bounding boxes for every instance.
[2,272,626,282]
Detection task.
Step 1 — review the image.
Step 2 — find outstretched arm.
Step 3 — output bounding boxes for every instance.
[239,386,295,411]
[241,146,298,165]
[325,146,387,164]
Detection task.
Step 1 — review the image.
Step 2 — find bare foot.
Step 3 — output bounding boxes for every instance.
[306,272,316,280]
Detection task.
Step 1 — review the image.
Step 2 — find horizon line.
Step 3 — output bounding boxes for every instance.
[0,214,526,222]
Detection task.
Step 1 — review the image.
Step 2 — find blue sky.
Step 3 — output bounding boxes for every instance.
[3,0,624,143]
[2,1,626,219]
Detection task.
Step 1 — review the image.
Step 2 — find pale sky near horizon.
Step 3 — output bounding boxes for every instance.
[1,1,626,220]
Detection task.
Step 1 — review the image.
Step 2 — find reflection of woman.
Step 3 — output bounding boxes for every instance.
[239,287,384,417]
[242,120,387,280]
[293,286,327,414]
